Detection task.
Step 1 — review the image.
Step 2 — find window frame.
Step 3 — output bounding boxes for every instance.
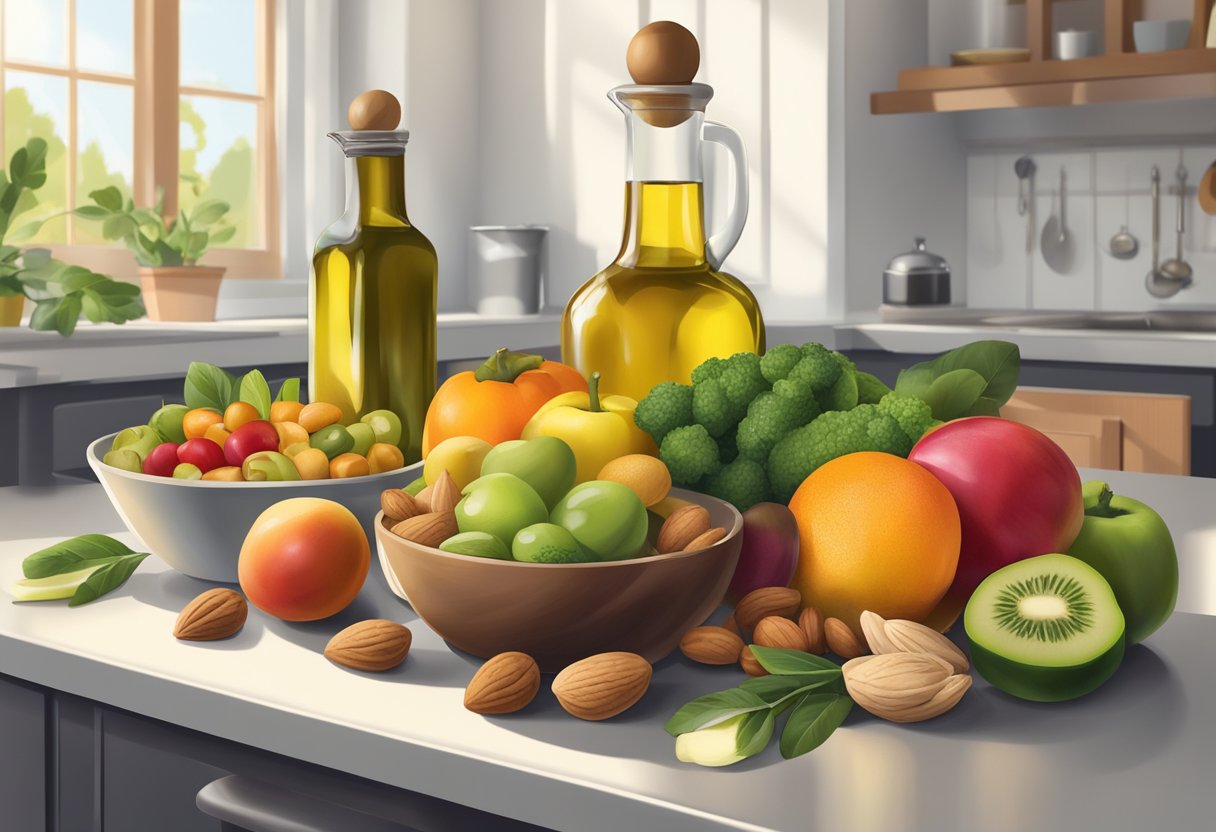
[0,0,279,280]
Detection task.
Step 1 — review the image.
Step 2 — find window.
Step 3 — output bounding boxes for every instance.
[0,0,278,279]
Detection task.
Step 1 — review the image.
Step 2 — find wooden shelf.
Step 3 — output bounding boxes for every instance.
[872,0,1216,115]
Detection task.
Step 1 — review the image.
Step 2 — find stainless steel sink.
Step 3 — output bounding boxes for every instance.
[879,307,1216,333]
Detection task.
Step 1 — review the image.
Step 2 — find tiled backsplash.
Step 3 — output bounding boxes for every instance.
[966,146,1216,311]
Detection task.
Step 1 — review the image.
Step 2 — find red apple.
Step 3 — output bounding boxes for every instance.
[177,437,226,474]
[142,442,181,477]
[223,420,279,467]
[907,417,1083,630]
[728,502,800,603]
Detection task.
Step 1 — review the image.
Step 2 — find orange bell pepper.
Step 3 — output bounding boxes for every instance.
[422,348,587,455]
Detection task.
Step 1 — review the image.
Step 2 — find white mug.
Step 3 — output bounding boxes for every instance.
[1057,29,1100,60]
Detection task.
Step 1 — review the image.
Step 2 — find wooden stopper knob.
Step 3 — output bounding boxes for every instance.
[347,90,401,131]
[626,21,700,85]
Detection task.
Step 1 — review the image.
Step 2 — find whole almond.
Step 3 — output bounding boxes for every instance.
[679,626,745,665]
[882,618,971,674]
[799,606,827,654]
[683,526,727,552]
[722,613,740,635]
[739,645,768,677]
[859,610,901,655]
[656,505,711,553]
[753,616,810,652]
[174,588,247,641]
[415,484,434,512]
[381,489,421,522]
[734,586,801,632]
[324,619,412,671]
[889,673,972,722]
[824,617,868,659]
[842,653,967,722]
[391,511,457,548]
[552,652,652,721]
[464,652,541,714]
[428,470,461,515]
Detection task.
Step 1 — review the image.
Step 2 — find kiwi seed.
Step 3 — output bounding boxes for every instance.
[992,573,1093,643]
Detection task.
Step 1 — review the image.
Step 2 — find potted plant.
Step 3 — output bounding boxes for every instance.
[0,139,144,335]
[76,186,236,322]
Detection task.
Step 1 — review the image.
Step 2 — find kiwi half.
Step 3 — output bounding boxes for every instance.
[964,553,1125,702]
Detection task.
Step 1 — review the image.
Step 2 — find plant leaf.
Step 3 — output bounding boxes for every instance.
[749,645,843,676]
[74,205,111,219]
[189,199,229,227]
[23,534,137,579]
[69,553,150,606]
[55,293,82,336]
[779,693,853,759]
[919,368,988,422]
[29,298,61,331]
[239,369,272,419]
[664,688,770,737]
[273,377,300,403]
[894,340,1020,418]
[208,225,236,245]
[739,672,842,704]
[184,361,236,411]
[734,708,777,759]
[89,186,124,212]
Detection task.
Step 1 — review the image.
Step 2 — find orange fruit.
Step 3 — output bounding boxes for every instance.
[183,408,223,440]
[269,400,305,424]
[224,401,261,432]
[788,451,960,634]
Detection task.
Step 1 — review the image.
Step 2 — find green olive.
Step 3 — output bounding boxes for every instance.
[346,422,376,456]
[512,523,595,564]
[309,424,354,459]
[149,403,189,444]
[172,463,203,480]
[360,409,403,446]
[242,451,302,482]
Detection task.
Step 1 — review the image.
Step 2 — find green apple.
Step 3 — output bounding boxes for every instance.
[148,403,189,444]
[512,523,595,564]
[111,424,161,460]
[550,480,648,561]
[361,409,403,446]
[103,448,143,473]
[480,436,577,510]
[346,422,376,456]
[1066,481,1178,644]
[172,463,203,480]
[440,531,511,560]
[455,473,548,544]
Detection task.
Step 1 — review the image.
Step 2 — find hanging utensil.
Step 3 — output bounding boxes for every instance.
[1145,165,1188,299]
[1159,164,1193,288]
[1040,167,1074,274]
[1015,155,1036,253]
[1109,166,1139,260]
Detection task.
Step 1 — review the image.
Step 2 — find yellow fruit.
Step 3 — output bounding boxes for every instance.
[597,454,671,507]
[423,435,493,491]
[367,442,405,474]
[330,452,370,479]
[299,402,343,433]
[283,441,310,458]
[273,421,309,452]
[202,466,244,482]
[203,423,231,447]
[292,448,330,480]
[183,408,223,440]
[270,400,305,424]
[224,401,261,432]
[788,452,961,635]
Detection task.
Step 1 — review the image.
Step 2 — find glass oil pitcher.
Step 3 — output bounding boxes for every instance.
[311,96,437,464]
[561,83,764,400]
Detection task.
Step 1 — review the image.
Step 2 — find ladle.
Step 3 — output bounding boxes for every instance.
[1108,168,1138,260]
[1159,164,1193,287]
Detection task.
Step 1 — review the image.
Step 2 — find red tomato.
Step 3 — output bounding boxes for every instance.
[223,420,279,467]
[142,443,181,477]
[177,437,227,474]
[907,417,1083,629]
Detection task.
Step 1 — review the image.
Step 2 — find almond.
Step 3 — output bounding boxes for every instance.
[427,470,461,515]
[754,615,810,652]
[324,619,412,671]
[415,484,434,512]
[799,606,827,654]
[464,652,541,714]
[552,652,652,720]
[859,610,901,655]
[734,586,800,632]
[391,511,457,548]
[381,489,421,522]
[174,588,247,641]
[842,653,969,723]
[682,526,727,552]
[739,645,768,677]
[656,504,711,553]
[882,617,970,674]
[824,617,867,659]
[679,626,745,665]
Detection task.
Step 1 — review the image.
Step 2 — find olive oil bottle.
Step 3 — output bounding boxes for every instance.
[311,93,437,464]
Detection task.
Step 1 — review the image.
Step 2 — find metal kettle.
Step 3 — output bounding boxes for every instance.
[883,237,951,306]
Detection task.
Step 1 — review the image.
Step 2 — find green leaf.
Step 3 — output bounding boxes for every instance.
[80,291,107,323]
[74,205,111,219]
[102,214,138,241]
[89,186,124,212]
[779,693,853,759]
[895,341,1021,418]
[23,534,137,579]
[739,672,842,704]
[58,267,109,294]
[208,225,236,245]
[184,362,236,411]
[749,645,843,676]
[273,377,301,403]
[55,293,82,336]
[69,553,150,606]
[29,298,62,331]
[5,220,44,243]
[734,708,777,759]
[664,688,770,737]
[919,368,988,422]
[239,369,272,419]
[189,199,229,227]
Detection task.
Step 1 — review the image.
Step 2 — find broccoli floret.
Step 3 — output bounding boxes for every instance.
[703,457,771,512]
[816,358,859,413]
[660,424,722,487]
[718,352,768,412]
[691,356,728,386]
[760,344,803,384]
[634,381,694,444]
[865,412,914,457]
[772,377,820,416]
[737,390,815,462]
[717,428,739,465]
[787,344,842,391]
[877,392,936,446]
[692,378,740,437]
[856,371,893,405]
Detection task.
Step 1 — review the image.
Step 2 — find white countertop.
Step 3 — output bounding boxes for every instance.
[1,469,1215,831]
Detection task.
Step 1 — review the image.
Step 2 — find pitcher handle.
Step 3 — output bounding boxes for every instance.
[702,120,749,270]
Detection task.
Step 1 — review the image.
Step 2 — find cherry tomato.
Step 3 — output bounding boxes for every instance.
[142,442,181,477]
[178,437,227,474]
[223,420,280,467]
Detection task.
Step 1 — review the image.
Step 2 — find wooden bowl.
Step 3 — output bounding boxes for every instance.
[375,489,743,671]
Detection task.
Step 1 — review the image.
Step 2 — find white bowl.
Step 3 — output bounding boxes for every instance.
[1133,19,1192,53]
[87,433,420,583]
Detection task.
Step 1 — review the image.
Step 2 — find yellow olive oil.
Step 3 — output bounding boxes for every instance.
[562,182,764,400]
[311,154,436,464]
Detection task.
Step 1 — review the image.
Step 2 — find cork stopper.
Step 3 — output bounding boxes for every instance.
[347,90,401,131]
[626,21,700,85]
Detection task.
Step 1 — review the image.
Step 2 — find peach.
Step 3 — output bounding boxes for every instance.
[238,498,369,621]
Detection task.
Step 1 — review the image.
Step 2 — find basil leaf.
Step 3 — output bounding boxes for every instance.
[894,340,1020,420]
[68,553,150,607]
[920,368,988,422]
[55,293,82,336]
[664,688,769,737]
[749,645,842,676]
[779,693,853,759]
[739,672,841,705]
[734,708,777,760]
[23,534,136,579]
[239,369,272,419]
[184,362,236,411]
[274,377,301,403]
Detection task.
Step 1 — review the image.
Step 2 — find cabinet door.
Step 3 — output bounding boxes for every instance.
[0,676,46,831]
[1000,404,1123,470]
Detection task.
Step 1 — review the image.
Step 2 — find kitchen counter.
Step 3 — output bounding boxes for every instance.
[1,468,1214,831]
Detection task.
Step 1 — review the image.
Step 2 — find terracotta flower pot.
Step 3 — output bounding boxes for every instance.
[0,294,23,327]
[138,266,226,322]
